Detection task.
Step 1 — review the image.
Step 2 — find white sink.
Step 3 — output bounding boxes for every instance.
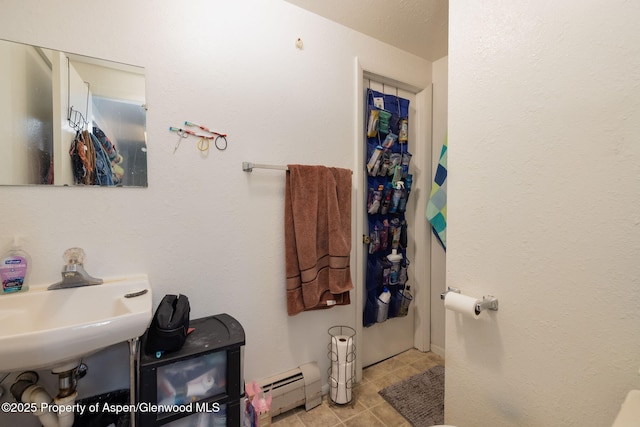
[0,275,152,372]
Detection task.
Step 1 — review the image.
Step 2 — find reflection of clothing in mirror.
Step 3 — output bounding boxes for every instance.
[93,127,116,161]
[69,127,122,186]
[69,131,95,185]
[90,133,114,186]
[93,126,124,185]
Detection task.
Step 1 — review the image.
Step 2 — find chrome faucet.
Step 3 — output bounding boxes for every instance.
[48,248,103,290]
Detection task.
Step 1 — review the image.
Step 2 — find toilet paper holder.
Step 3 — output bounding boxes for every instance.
[440,287,499,314]
[476,295,499,314]
[440,286,461,300]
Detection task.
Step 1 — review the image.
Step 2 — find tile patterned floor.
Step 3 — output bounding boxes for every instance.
[271,349,445,427]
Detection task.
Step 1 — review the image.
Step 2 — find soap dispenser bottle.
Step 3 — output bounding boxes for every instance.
[0,238,31,294]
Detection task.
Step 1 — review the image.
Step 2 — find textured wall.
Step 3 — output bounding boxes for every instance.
[447,1,640,426]
[0,1,431,425]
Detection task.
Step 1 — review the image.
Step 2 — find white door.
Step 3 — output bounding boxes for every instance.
[357,75,433,368]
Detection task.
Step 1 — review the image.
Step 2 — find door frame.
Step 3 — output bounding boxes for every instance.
[353,57,433,381]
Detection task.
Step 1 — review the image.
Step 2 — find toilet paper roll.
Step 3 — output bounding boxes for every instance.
[330,335,354,363]
[331,361,354,383]
[329,377,352,404]
[444,292,481,319]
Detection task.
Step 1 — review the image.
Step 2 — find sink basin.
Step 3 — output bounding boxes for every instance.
[0,275,152,372]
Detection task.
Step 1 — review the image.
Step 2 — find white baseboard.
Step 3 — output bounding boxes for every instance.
[430,343,445,358]
[322,383,330,395]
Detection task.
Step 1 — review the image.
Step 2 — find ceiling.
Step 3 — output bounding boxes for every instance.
[283,0,448,62]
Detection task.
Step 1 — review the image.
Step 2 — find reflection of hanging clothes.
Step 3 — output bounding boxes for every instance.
[93,126,117,161]
[69,129,116,186]
[93,125,124,185]
[81,130,96,184]
[69,131,95,185]
[90,133,114,186]
[69,133,84,183]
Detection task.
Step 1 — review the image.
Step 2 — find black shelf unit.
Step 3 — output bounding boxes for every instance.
[137,313,245,427]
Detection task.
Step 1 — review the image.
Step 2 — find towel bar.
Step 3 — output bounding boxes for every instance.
[242,162,288,172]
[242,162,354,174]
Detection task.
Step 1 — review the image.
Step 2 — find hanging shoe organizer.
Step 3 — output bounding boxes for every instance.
[363,89,413,327]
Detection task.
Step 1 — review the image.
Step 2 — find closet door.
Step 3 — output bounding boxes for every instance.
[361,79,419,367]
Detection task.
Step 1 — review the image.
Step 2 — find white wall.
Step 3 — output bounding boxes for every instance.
[447,2,640,426]
[0,1,431,425]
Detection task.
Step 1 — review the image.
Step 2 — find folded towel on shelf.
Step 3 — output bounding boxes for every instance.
[285,164,353,315]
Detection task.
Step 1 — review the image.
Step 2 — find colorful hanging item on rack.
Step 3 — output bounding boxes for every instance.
[169,121,228,154]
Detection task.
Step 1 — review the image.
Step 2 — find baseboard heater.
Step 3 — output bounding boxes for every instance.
[257,361,322,416]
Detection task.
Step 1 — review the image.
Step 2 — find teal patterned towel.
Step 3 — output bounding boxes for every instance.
[426,135,447,250]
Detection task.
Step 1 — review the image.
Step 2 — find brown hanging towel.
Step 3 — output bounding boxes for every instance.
[285,164,353,315]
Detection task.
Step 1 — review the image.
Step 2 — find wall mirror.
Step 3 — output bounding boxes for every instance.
[0,38,147,187]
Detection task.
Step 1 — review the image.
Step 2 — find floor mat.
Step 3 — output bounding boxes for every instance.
[378,365,444,426]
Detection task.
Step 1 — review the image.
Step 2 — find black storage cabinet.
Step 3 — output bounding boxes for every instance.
[137,314,245,427]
